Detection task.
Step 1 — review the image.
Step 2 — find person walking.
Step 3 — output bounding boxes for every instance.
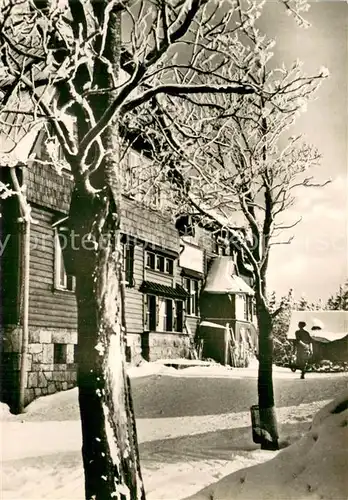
[295,321,312,379]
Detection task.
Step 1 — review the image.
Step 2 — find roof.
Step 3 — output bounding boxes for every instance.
[203,256,254,295]
[287,310,348,341]
[139,281,189,300]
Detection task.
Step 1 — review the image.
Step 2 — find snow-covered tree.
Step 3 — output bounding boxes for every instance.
[267,291,278,314]
[272,289,295,364]
[129,0,330,449]
[326,281,348,311]
[296,294,311,311]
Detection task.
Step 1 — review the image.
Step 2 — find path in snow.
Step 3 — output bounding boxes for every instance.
[2,400,328,461]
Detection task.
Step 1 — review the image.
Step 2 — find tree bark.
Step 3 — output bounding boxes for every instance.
[256,295,279,450]
[66,186,145,500]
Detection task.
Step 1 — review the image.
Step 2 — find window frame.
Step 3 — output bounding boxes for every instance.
[235,293,249,321]
[53,343,67,364]
[183,277,200,317]
[145,294,157,331]
[145,250,174,276]
[156,254,165,272]
[165,298,174,332]
[144,294,184,333]
[54,230,75,292]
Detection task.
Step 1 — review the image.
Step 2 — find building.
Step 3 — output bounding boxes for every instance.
[198,256,257,367]
[1,142,258,412]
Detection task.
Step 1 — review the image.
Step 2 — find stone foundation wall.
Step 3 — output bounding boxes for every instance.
[25,327,77,405]
[142,332,191,361]
[1,326,78,409]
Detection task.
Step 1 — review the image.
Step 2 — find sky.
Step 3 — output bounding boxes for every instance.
[257,0,347,303]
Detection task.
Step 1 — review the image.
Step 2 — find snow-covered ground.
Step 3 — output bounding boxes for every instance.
[188,389,348,500]
[128,358,347,379]
[1,362,347,499]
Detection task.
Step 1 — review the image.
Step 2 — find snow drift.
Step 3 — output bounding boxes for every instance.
[186,389,348,500]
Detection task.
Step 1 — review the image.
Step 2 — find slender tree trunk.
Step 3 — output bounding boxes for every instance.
[256,295,279,450]
[66,186,145,500]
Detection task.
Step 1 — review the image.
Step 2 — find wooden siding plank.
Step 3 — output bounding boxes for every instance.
[29,317,77,329]
[30,259,53,272]
[29,293,76,305]
[144,270,174,286]
[28,206,78,329]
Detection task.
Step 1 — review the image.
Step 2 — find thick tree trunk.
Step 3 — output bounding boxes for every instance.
[256,296,279,451]
[66,187,145,500]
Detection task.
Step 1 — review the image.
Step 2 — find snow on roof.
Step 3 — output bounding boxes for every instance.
[203,256,254,295]
[199,321,226,329]
[287,310,348,340]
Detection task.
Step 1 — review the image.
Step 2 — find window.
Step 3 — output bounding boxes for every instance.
[235,294,249,321]
[175,300,183,333]
[183,278,200,316]
[123,242,135,287]
[54,231,75,291]
[54,343,67,364]
[165,299,173,332]
[146,251,156,269]
[165,258,174,275]
[145,295,157,331]
[144,295,183,332]
[145,251,174,275]
[157,297,166,331]
[156,255,165,272]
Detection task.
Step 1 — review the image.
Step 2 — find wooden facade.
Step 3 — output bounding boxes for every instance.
[1,154,254,410]
[1,157,227,410]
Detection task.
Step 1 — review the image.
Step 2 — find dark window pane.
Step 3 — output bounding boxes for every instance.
[146,252,156,269]
[54,343,67,364]
[166,258,174,275]
[148,295,157,331]
[176,301,183,332]
[156,255,165,272]
[165,299,173,331]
